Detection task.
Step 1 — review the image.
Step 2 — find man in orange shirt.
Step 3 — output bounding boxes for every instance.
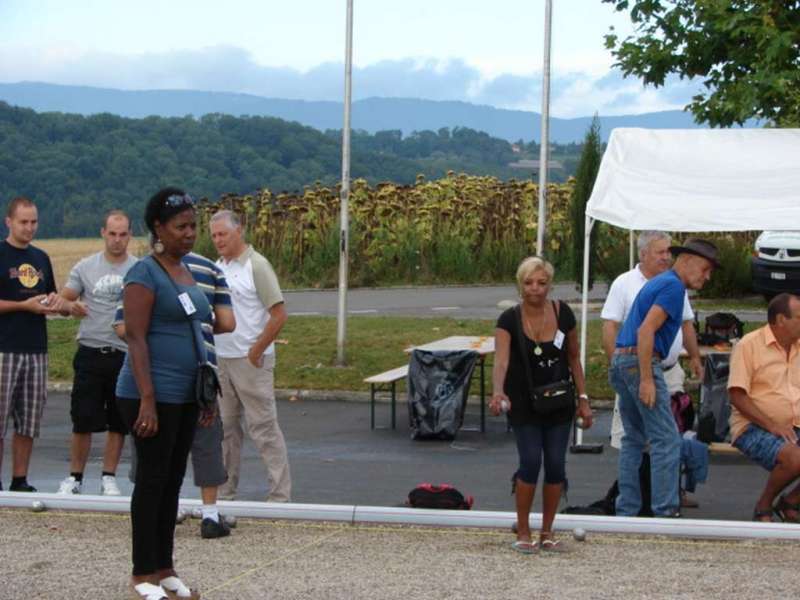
[728,293,800,522]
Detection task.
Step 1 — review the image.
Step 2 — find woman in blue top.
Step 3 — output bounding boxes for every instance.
[116,187,212,600]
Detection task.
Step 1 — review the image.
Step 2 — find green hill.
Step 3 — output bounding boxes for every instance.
[0,102,576,237]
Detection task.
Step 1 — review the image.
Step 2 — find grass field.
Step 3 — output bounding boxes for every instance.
[36,237,149,288]
[40,238,766,400]
[47,315,705,400]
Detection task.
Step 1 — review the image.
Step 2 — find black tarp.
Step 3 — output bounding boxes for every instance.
[407,349,479,440]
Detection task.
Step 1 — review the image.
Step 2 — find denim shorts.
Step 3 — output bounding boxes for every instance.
[733,423,800,471]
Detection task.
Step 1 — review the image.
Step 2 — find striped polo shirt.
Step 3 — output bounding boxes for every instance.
[114,252,231,366]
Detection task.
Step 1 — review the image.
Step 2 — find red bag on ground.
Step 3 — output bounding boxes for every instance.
[407,483,474,510]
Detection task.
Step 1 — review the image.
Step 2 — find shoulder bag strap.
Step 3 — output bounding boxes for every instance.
[149,255,204,366]
[514,304,537,395]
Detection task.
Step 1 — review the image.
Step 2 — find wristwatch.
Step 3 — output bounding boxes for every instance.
[578,393,589,401]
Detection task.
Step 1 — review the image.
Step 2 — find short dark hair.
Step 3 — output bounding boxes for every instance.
[103,209,130,229]
[144,187,195,235]
[6,196,35,219]
[768,293,797,324]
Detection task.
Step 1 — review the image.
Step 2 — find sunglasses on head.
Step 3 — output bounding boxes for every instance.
[164,194,195,208]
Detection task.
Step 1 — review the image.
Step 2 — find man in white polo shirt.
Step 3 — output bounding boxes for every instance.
[601,231,702,449]
[210,210,291,502]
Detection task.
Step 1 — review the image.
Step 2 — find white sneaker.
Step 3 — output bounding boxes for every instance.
[57,476,81,495]
[100,475,121,496]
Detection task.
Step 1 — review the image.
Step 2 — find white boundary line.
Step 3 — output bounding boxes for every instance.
[2,493,798,541]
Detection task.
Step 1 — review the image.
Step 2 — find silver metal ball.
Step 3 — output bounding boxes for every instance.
[573,527,587,542]
[223,514,237,528]
[175,509,189,524]
[31,500,46,513]
[191,507,203,520]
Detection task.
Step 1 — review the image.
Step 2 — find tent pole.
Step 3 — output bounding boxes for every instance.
[579,216,594,374]
[629,230,635,269]
[571,215,602,454]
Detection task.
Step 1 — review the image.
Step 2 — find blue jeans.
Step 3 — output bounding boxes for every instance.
[610,354,681,516]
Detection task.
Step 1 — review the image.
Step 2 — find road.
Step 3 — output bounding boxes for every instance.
[284,283,767,322]
[284,283,608,320]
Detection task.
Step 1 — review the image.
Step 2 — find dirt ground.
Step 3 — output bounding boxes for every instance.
[35,238,148,287]
[2,509,798,600]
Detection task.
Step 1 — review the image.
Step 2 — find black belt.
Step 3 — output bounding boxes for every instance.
[81,344,123,354]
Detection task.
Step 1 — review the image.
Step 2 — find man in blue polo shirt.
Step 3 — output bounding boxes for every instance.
[610,238,719,517]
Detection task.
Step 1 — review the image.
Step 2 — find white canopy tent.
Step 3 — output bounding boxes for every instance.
[577,127,800,444]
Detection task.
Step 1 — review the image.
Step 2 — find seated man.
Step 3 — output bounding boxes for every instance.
[728,293,800,522]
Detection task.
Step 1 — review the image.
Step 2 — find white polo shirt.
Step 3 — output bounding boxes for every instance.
[214,245,284,359]
[601,264,694,367]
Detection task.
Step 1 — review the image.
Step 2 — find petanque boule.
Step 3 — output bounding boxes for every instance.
[223,514,237,528]
[176,509,189,524]
[191,507,203,519]
[573,527,587,542]
[31,500,46,513]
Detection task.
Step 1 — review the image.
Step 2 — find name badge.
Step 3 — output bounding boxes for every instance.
[553,330,565,350]
[177,292,197,316]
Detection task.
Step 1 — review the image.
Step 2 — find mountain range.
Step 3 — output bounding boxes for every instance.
[0,81,749,144]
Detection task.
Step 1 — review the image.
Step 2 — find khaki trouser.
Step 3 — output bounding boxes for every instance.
[217,354,291,502]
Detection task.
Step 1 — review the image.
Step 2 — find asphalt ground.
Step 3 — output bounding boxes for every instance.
[10,392,768,521]
[282,283,767,322]
[2,510,798,600]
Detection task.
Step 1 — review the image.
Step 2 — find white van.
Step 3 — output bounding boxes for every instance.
[751,231,800,299]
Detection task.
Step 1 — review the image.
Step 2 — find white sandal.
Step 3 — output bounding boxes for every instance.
[131,582,168,600]
[160,576,200,599]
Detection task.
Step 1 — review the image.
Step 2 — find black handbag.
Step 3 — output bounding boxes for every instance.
[152,256,220,411]
[514,304,575,415]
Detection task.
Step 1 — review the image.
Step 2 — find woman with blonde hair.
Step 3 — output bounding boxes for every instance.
[490,256,593,553]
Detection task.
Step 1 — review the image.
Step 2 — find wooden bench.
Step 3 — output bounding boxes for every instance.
[364,365,408,430]
[708,442,739,456]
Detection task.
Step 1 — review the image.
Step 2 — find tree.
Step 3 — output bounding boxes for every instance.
[603,1,800,126]
[570,116,602,289]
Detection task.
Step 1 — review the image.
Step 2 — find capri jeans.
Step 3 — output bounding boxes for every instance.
[512,421,572,485]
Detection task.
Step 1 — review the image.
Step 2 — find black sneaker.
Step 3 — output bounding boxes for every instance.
[200,517,231,539]
[9,480,37,492]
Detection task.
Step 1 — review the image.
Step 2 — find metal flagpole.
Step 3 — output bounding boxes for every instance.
[336,0,354,366]
[536,0,552,256]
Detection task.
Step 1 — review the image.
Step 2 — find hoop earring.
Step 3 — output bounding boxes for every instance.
[153,239,165,254]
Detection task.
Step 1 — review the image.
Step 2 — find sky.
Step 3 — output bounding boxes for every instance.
[0,0,702,118]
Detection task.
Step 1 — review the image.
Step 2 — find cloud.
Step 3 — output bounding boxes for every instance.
[0,44,701,117]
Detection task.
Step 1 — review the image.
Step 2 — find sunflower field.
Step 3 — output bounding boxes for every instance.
[195,173,756,293]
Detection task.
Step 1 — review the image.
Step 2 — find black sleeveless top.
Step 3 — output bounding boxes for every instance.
[496,301,576,426]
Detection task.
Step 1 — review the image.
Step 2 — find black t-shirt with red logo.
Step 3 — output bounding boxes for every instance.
[0,241,57,353]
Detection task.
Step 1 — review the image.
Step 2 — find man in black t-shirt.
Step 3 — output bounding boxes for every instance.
[0,197,64,491]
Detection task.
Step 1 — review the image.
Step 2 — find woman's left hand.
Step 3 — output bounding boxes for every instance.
[576,398,593,429]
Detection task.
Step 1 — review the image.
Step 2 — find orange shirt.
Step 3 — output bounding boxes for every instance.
[727,324,800,442]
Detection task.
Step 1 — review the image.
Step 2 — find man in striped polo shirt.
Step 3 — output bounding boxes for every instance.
[114,250,236,538]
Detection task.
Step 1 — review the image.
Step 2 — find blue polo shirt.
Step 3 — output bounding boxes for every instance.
[616,269,686,359]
